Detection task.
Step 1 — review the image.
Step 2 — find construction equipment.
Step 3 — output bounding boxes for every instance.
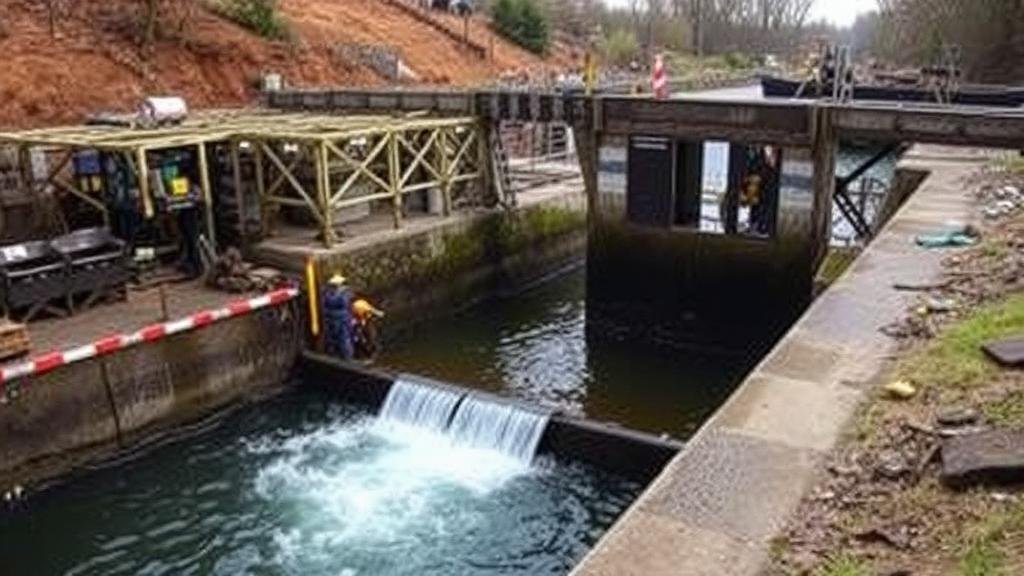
[50,227,130,312]
[0,240,68,321]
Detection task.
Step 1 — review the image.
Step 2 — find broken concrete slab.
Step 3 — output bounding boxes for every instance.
[936,407,980,428]
[982,336,1024,367]
[942,429,1024,488]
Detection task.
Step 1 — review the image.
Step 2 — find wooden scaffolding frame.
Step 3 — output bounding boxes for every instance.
[0,110,484,248]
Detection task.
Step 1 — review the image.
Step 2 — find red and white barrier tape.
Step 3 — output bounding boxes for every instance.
[0,287,299,387]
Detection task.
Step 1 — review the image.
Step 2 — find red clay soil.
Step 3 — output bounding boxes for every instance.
[281,0,576,83]
[0,0,570,129]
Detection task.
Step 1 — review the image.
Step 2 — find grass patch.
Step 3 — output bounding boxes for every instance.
[985,390,1024,427]
[768,535,791,563]
[816,247,860,286]
[208,0,292,40]
[991,154,1024,175]
[814,553,872,576]
[899,293,1024,390]
[958,501,1024,576]
[961,538,1005,576]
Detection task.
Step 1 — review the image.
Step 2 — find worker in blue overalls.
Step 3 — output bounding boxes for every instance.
[322,273,355,360]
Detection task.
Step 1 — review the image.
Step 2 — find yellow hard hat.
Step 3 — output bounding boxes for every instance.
[327,274,347,286]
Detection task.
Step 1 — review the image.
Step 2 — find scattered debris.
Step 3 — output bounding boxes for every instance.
[936,407,980,428]
[0,320,30,362]
[855,526,912,550]
[915,225,979,248]
[942,429,1024,488]
[892,279,953,292]
[884,380,918,400]
[206,248,285,293]
[982,335,1024,367]
[981,185,1022,219]
[876,449,911,480]
[923,296,958,313]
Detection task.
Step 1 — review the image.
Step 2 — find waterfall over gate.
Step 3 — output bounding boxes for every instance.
[379,376,465,433]
[448,397,550,465]
[378,375,551,464]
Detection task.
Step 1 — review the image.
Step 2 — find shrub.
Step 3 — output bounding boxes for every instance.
[603,28,639,67]
[492,0,549,55]
[722,51,754,70]
[216,0,291,40]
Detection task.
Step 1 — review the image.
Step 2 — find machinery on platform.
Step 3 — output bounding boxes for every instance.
[0,240,68,321]
[50,227,130,312]
[0,228,129,321]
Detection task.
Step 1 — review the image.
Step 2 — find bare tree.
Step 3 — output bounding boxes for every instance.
[874,0,1023,82]
[141,0,159,47]
[45,0,64,37]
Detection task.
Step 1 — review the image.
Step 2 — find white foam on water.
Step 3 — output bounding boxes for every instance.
[250,414,531,567]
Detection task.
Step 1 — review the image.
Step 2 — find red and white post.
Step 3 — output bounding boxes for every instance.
[651,53,670,99]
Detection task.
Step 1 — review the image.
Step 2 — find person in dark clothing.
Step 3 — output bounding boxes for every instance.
[322,274,355,360]
[105,155,140,247]
[176,193,203,278]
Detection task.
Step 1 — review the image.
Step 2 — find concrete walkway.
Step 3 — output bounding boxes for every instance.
[573,146,987,575]
[2,282,254,366]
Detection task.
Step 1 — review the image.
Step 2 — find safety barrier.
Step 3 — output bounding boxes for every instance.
[0,287,300,388]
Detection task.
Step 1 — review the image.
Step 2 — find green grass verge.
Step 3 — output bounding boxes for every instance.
[985,390,1024,427]
[991,154,1024,175]
[959,501,1024,576]
[899,293,1024,390]
[816,248,860,286]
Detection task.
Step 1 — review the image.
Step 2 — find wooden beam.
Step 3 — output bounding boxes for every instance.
[136,148,154,219]
[599,97,815,146]
[51,177,108,226]
[388,132,402,229]
[438,128,452,216]
[230,140,245,248]
[398,131,441,186]
[810,108,838,271]
[260,142,324,225]
[254,142,268,237]
[316,142,335,246]
[324,138,391,199]
[197,142,217,252]
[325,136,389,204]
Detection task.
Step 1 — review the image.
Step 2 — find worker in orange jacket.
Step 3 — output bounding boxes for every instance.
[352,298,384,359]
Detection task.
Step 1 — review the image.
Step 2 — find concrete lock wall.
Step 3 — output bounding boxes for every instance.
[0,303,303,488]
[586,136,822,352]
[256,192,587,334]
[322,198,587,330]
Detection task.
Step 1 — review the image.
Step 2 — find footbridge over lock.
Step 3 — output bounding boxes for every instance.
[269,87,1024,349]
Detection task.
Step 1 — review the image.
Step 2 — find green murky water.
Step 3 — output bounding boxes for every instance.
[380,267,756,438]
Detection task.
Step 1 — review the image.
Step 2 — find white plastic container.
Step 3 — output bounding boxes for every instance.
[139,97,189,125]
